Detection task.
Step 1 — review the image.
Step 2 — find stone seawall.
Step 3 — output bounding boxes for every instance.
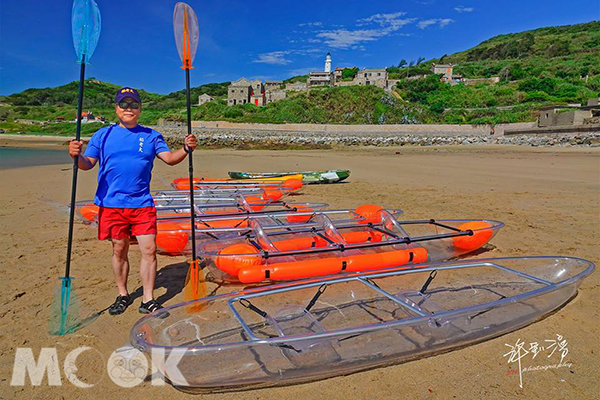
[161,120,536,136]
[155,125,600,148]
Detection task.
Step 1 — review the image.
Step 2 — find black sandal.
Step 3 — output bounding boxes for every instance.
[109,295,132,315]
[139,299,169,318]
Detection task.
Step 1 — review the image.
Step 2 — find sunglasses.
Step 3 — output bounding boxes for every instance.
[117,101,141,110]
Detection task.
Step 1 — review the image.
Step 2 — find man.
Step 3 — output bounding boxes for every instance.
[68,87,197,315]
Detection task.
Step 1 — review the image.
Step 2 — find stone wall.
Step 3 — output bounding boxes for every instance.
[154,121,599,148]
[189,120,535,136]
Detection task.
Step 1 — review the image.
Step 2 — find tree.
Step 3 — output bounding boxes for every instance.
[341,67,359,81]
[546,41,570,57]
[397,59,407,68]
[406,60,415,78]
[417,57,425,65]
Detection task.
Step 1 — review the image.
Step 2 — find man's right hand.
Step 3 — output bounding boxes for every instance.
[69,140,83,158]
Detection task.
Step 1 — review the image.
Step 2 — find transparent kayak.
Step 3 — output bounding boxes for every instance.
[155,206,402,255]
[172,175,304,190]
[74,194,298,225]
[228,170,351,184]
[199,208,504,283]
[130,256,594,392]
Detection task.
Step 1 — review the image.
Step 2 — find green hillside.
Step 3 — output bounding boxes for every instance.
[1,20,598,132]
[391,21,600,124]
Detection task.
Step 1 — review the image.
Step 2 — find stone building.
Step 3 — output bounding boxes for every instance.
[264,81,286,104]
[353,68,388,88]
[307,71,333,87]
[285,82,306,91]
[198,94,214,105]
[266,90,287,103]
[431,63,464,85]
[538,98,600,127]
[265,80,283,91]
[431,63,454,79]
[333,67,345,83]
[227,78,288,106]
[228,78,252,105]
[249,79,265,106]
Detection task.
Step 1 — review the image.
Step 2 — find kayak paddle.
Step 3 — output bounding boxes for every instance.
[173,2,207,304]
[50,0,101,336]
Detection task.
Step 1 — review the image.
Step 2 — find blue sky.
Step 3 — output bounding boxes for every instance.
[0,0,597,95]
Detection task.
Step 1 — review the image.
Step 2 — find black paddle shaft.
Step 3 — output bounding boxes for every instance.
[65,59,86,279]
[185,68,197,261]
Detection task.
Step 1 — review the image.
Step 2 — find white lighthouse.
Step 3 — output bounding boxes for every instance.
[324,52,332,73]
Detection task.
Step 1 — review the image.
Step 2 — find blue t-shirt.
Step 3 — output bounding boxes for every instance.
[84,124,170,208]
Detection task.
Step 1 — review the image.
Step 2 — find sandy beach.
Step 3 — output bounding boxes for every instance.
[1,139,598,399]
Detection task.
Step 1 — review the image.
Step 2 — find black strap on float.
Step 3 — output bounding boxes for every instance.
[365,277,381,289]
[313,228,335,245]
[238,298,302,353]
[428,219,465,233]
[306,284,327,311]
[367,223,400,239]
[239,298,268,318]
[419,270,438,294]
[233,218,248,228]
[192,219,219,240]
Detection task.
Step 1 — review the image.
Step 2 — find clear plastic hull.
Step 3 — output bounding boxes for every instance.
[130,256,593,392]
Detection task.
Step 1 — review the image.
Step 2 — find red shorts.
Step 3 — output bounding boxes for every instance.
[97,206,157,240]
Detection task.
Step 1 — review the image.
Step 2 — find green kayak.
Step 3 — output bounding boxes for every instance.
[228,169,350,184]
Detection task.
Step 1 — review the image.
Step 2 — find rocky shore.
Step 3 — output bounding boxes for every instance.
[157,127,600,148]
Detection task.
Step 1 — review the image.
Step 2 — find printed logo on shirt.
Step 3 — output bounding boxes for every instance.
[138,137,145,153]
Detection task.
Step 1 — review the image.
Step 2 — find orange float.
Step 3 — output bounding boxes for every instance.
[156,223,189,254]
[234,247,429,283]
[353,204,384,224]
[285,205,314,223]
[452,221,493,251]
[213,225,430,283]
[80,204,99,222]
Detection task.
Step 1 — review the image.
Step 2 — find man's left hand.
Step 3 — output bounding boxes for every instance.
[184,134,198,152]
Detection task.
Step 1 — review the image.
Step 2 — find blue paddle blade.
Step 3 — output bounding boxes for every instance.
[71,0,101,64]
[49,277,79,335]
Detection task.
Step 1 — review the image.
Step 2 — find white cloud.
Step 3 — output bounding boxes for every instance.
[317,29,389,49]
[418,18,454,29]
[417,19,438,29]
[454,5,474,13]
[296,48,326,56]
[439,18,453,27]
[253,51,292,65]
[316,12,416,49]
[357,12,407,26]
[299,22,323,27]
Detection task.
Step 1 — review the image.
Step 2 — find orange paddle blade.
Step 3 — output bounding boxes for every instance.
[173,2,199,69]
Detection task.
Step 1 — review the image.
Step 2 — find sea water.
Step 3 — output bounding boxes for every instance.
[0,147,71,169]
